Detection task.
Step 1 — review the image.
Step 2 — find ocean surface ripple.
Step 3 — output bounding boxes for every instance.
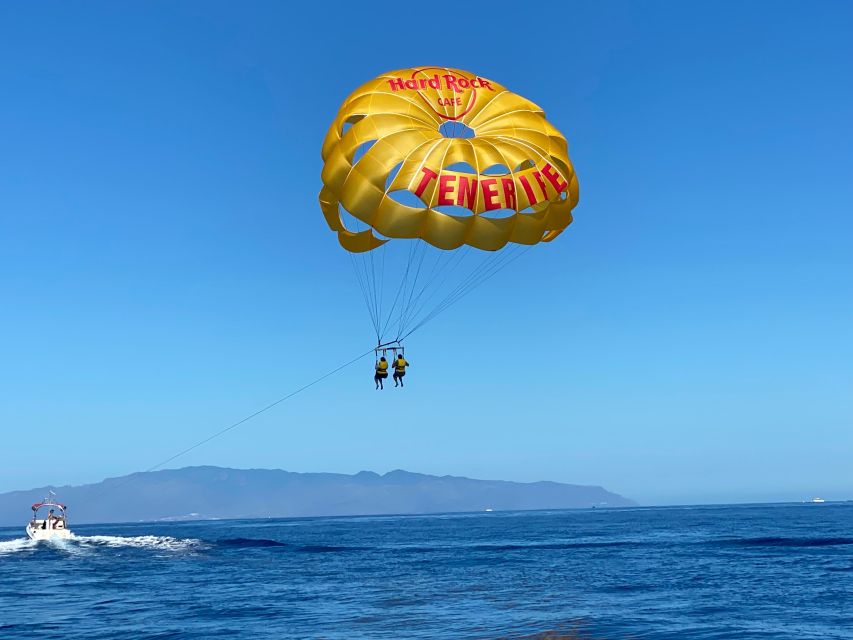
[1,503,851,639]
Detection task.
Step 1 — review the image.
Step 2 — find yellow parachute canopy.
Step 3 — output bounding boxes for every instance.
[320,67,580,253]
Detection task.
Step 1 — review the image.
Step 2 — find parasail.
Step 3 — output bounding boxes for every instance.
[319,67,580,353]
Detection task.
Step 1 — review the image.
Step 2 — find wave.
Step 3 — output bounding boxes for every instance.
[213,538,638,554]
[216,538,362,552]
[393,540,639,554]
[296,544,363,553]
[212,539,641,554]
[474,540,638,551]
[720,536,853,548]
[219,537,290,548]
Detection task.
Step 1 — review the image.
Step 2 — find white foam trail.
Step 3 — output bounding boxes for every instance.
[74,535,202,551]
[0,535,202,555]
[45,535,88,556]
[0,538,37,555]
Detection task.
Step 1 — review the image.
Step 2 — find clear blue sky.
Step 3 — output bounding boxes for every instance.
[1,1,851,505]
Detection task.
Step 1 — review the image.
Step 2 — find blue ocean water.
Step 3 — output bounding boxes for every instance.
[1,503,851,639]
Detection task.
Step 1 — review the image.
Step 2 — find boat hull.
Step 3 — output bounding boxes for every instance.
[26,524,73,541]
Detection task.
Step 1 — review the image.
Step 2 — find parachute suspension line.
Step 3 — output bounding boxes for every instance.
[91,347,376,500]
[433,245,528,319]
[359,252,380,340]
[402,246,471,336]
[378,241,417,341]
[400,245,456,327]
[424,244,530,332]
[400,244,532,341]
[368,240,381,336]
[398,239,440,337]
[395,240,429,339]
[366,242,380,340]
[377,240,387,339]
[394,239,430,339]
[348,252,379,342]
[396,246,470,341]
[393,242,420,342]
[397,239,425,334]
[402,247,501,338]
[347,225,530,346]
[347,216,383,342]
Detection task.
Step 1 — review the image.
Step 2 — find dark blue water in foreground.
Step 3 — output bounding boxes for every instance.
[1,503,852,639]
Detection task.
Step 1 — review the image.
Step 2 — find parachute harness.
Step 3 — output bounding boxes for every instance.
[374,341,404,363]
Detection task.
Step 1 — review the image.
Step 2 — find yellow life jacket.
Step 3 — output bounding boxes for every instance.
[394,358,407,374]
[376,360,388,372]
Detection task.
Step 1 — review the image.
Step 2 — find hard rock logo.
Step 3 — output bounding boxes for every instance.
[386,67,496,121]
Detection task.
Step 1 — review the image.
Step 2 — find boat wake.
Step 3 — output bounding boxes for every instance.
[75,534,202,551]
[0,534,202,555]
[0,538,39,555]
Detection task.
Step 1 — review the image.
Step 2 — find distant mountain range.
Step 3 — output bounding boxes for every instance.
[0,466,637,526]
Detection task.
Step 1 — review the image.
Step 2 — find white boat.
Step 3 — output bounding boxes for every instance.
[26,493,73,540]
[811,497,826,503]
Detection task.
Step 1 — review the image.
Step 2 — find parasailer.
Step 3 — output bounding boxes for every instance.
[392,355,409,387]
[319,67,580,381]
[374,356,389,390]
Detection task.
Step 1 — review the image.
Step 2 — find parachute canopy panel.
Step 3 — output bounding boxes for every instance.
[320,67,580,253]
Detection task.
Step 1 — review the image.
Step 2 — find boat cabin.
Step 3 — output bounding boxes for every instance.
[30,500,68,532]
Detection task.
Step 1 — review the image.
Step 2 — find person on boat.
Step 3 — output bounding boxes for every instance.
[374,356,388,390]
[42,509,55,530]
[393,355,409,387]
